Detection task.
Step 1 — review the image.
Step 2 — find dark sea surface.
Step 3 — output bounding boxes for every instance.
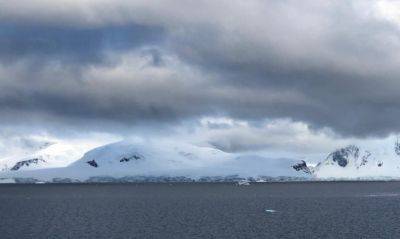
[1,182,400,239]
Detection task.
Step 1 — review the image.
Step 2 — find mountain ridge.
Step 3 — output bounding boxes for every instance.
[3,139,400,182]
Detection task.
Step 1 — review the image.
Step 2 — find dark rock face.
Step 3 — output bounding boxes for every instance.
[86,160,98,168]
[358,151,371,168]
[332,152,347,166]
[10,158,46,171]
[328,145,359,167]
[395,140,400,156]
[292,160,312,174]
[119,155,141,162]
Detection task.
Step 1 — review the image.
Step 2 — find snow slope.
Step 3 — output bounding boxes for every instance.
[0,136,114,172]
[0,140,305,181]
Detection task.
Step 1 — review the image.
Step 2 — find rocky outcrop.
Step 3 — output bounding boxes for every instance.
[10,158,46,171]
[86,160,98,168]
[327,145,359,167]
[292,160,312,174]
[119,154,142,162]
[395,140,400,157]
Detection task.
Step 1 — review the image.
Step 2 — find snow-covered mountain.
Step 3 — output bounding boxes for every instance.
[0,140,305,182]
[5,138,400,182]
[65,140,234,179]
[292,142,400,179]
[0,136,53,171]
[0,136,114,173]
[0,142,89,172]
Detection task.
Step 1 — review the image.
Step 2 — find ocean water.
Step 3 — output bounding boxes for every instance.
[0,182,400,239]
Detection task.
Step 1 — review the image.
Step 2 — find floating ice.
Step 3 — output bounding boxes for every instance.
[237,180,250,186]
[265,209,277,213]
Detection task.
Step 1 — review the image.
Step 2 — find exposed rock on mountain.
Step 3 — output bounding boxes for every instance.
[292,160,312,174]
[395,140,400,156]
[86,160,98,168]
[119,155,142,162]
[11,158,46,171]
[327,145,359,167]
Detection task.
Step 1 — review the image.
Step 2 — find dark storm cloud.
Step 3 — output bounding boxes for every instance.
[0,23,164,65]
[165,1,400,137]
[1,1,400,137]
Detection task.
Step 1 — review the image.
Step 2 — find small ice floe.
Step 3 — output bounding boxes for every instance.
[265,209,277,213]
[237,180,250,186]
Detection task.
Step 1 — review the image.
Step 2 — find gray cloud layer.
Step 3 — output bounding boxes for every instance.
[1,1,400,137]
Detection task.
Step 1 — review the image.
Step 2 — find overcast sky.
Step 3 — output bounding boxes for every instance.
[1,1,400,159]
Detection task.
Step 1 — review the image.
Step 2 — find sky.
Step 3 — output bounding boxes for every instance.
[1,1,400,162]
